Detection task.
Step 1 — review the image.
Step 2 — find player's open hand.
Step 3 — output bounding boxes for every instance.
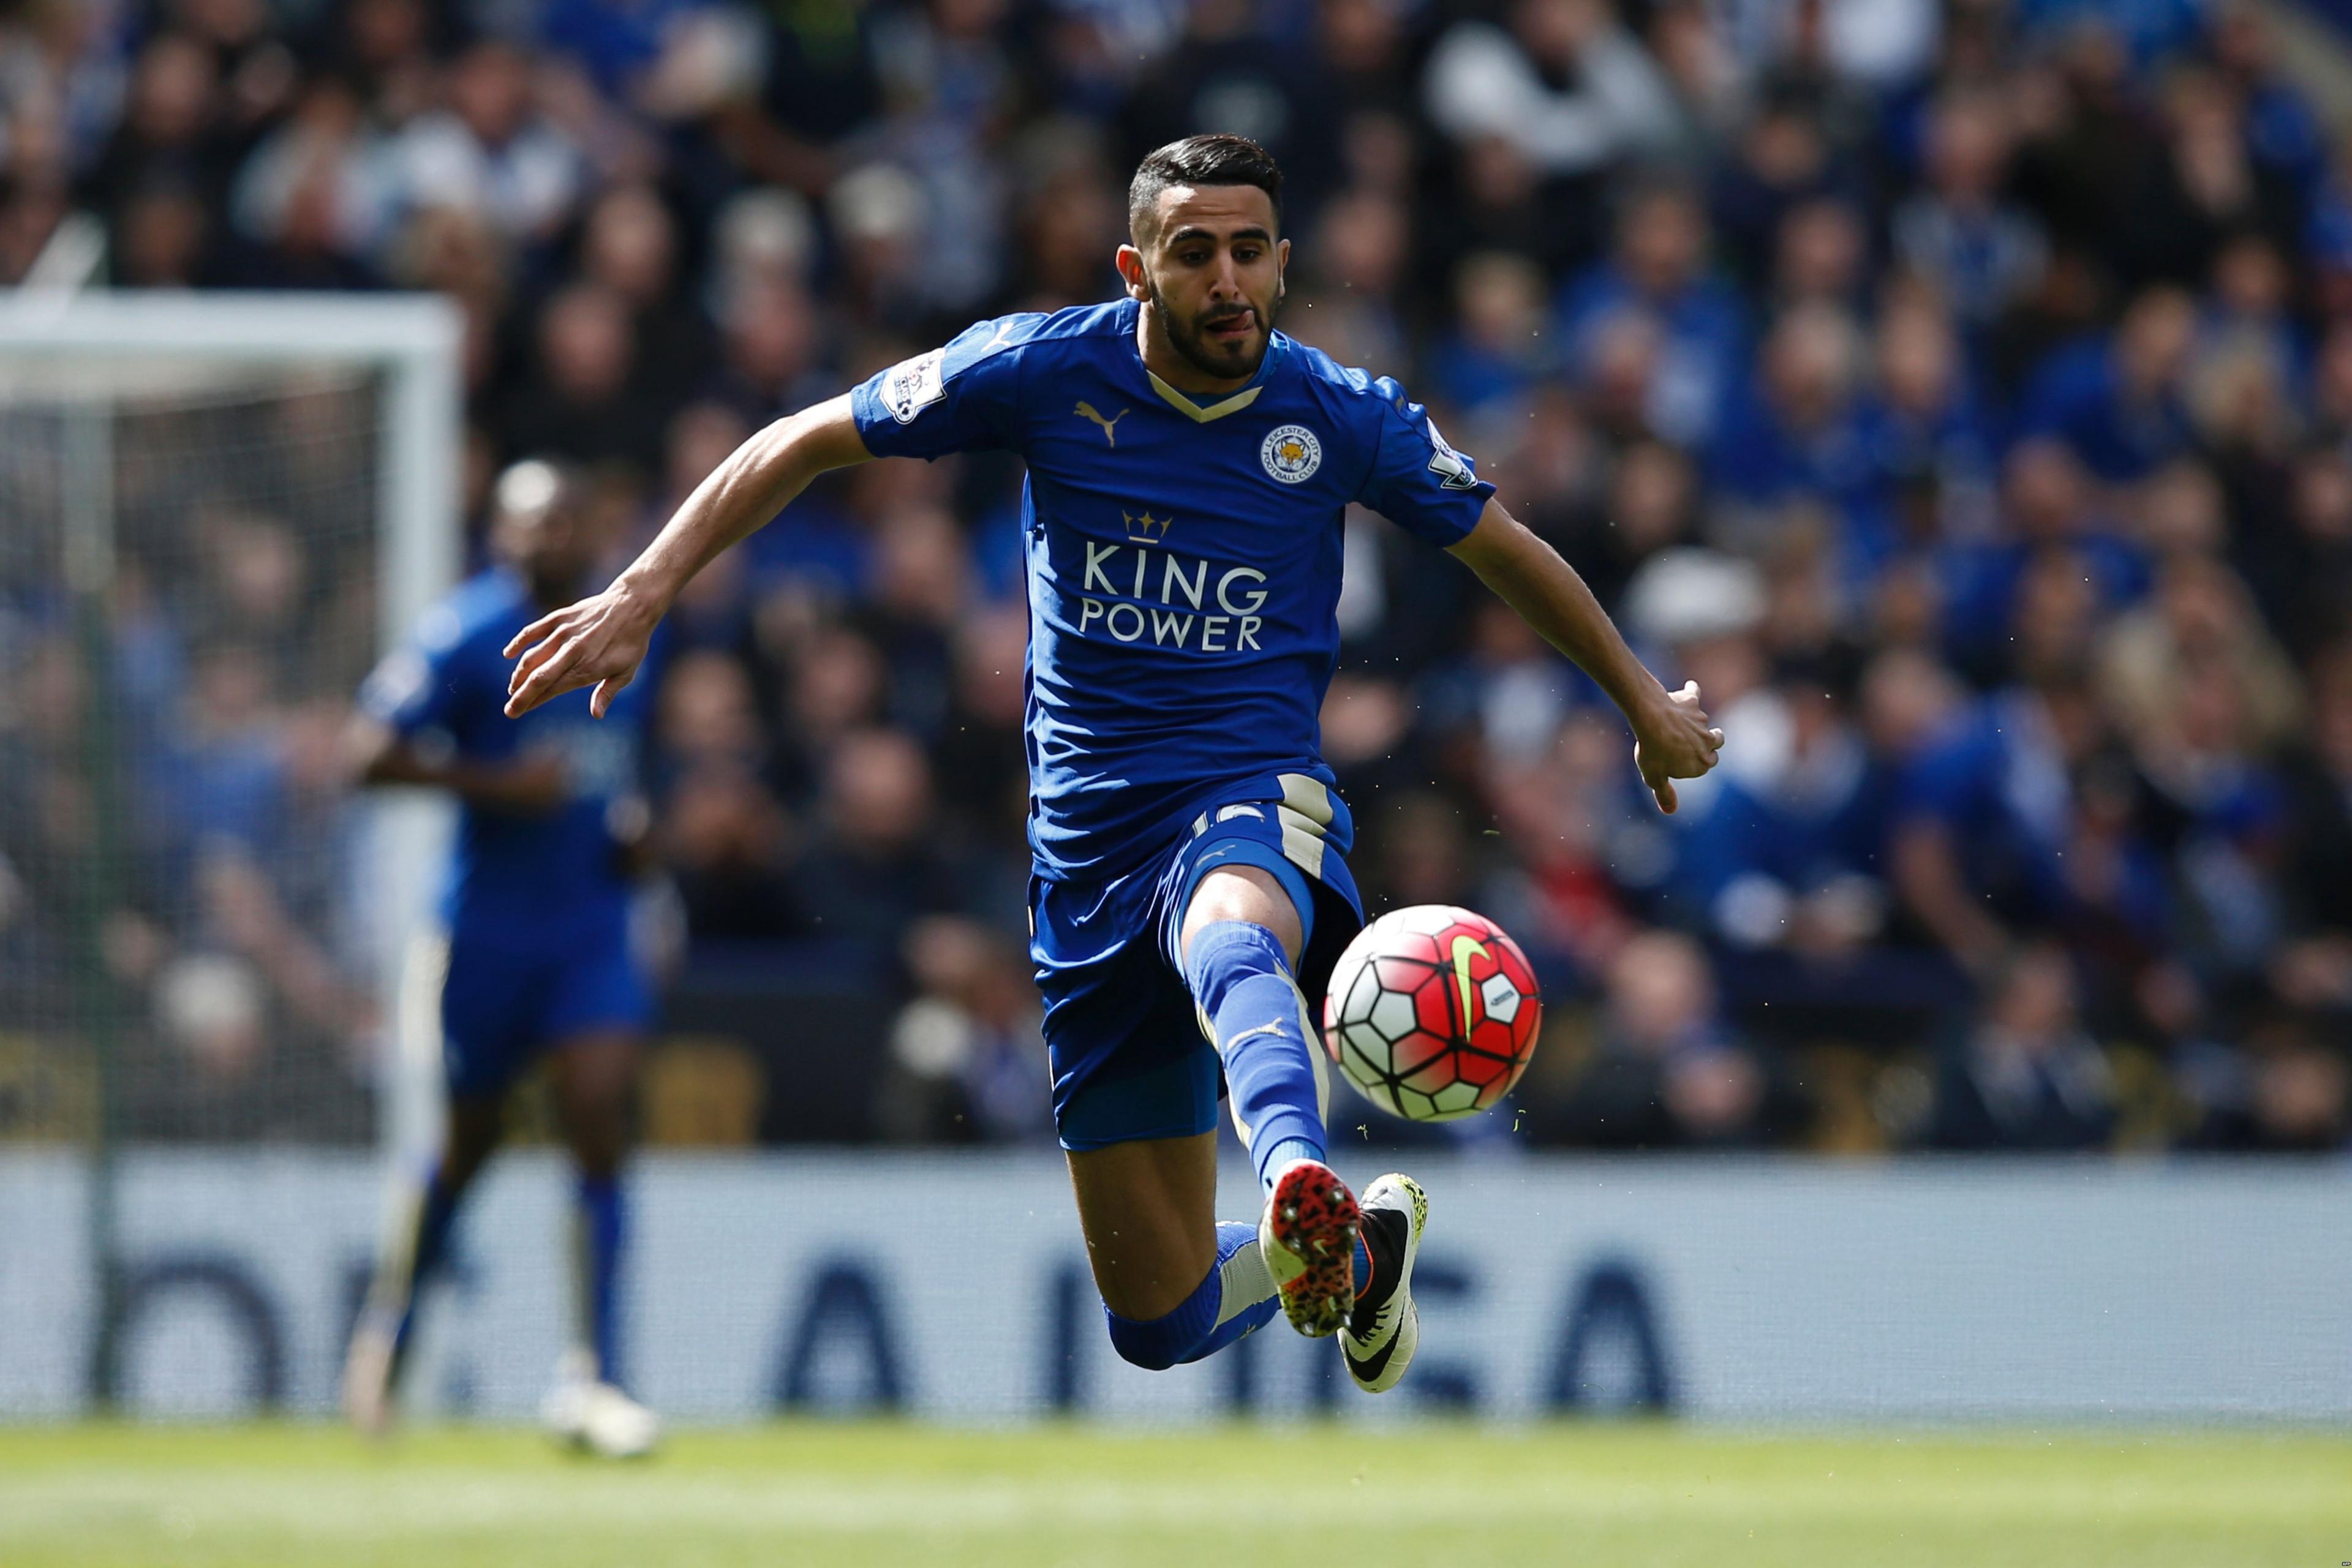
[1631,679,1725,815]
[503,583,655,719]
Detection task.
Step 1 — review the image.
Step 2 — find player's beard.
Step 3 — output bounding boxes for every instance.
[1150,274,1281,383]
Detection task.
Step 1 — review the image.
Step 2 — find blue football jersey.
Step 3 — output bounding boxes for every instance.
[359,568,655,940]
[850,297,1494,881]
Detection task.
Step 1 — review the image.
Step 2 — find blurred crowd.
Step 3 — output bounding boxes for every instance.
[3,0,2351,1153]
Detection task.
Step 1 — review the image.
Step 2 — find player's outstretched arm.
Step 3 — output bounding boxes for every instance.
[1447,499,1724,813]
[504,395,873,718]
[345,715,570,813]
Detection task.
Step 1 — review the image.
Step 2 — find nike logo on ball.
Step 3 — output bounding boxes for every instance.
[1450,935,1490,1028]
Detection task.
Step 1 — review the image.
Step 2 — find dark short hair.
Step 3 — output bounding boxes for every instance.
[1128,134,1283,239]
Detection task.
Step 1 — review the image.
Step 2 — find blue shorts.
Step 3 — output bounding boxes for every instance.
[1031,777,1365,1152]
[439,914,652,1100]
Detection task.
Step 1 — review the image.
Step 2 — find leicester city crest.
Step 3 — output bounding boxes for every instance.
[1260,424,1322,484]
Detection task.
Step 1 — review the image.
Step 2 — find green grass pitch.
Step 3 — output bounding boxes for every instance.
[2,1421,2346,1567]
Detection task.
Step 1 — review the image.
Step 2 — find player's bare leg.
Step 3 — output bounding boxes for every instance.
[343,1093,504,1435]
[545,1030,658,1458]
[1066,1129,1291,1368]
[1066,1131,1220,1321]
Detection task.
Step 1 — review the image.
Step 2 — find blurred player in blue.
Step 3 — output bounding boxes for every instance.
[343,460,660,1456]
[503,137,1721,1394]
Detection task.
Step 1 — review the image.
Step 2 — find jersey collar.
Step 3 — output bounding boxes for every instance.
[1125,299,1287,423]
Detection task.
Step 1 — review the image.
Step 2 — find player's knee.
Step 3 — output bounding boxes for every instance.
[1102,1306,1191,1372]
[1182,869,1302,968]
[1100,1255,1223,1371]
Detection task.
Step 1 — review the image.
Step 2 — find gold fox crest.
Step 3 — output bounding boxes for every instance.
[1075,401,1130,445]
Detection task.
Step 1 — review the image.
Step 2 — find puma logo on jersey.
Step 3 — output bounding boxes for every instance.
[1221,1020,1292,1054]
[1076,402,1130,445]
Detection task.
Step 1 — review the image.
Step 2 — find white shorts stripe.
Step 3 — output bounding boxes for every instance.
[1276,774,1335,828]
[1278,816,1328,880]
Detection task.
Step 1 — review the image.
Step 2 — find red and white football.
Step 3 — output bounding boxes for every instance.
[1321,905,1542,1122]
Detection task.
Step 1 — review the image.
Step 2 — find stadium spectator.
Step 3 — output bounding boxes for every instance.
[1708,301,1887,576]
[1430,251,1556,418]
[2018,285,2198,482]
[1888,661,2135,978]
[83,33,236,243]
[1301,186,1412,375]
[1927,944,2117,1151]
[1708,94,1861,297]
[1868,292,1999,546]
[2174,1013,2350,1152]
[662,766,804,943]
[1770,198,1868,315]
[873,914,1050,1144]
[796,727,971,956]
[1422,0,1680,184]
[1559,182,1747,447]
[1935,439,2146,685]
[1672,670,1888,960]
[578,184,710,417]
[2119,68,2302,293]
[1891,90,2046,333]
[2251,446,2352,660]
[386,37,584,251]
[652,647,769,786]
[2273,643,2352,1017]
[1532,929,1803,1148]
[499,281,664,475]
[702,275,826,430]
[224,76,386,289]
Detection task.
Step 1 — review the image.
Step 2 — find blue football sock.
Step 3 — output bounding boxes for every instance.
[573,1174,625,1385]
[1261,1135,1324,1176]
[1103,1222,1280,1370]
[375,1161,461,1371]
[1184,920,1327,1192]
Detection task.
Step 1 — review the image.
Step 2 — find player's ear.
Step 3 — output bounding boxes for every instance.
[1115,243,1149,301]
[1276,236,1289,301]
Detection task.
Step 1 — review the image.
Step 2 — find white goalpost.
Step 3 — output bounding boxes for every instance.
[0,292,463,1180]
[0,290,463,667]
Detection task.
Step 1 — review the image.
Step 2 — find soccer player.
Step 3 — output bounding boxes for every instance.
[503,137,1722,1392]
[342,460,662,1455]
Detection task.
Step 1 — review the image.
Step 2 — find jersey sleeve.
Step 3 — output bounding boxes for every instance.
[357,603,476,741]
[1352,378,1496,547]
[850,314,1041,460]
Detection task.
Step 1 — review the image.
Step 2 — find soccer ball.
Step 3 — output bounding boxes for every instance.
[1321,905,1542,1122]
